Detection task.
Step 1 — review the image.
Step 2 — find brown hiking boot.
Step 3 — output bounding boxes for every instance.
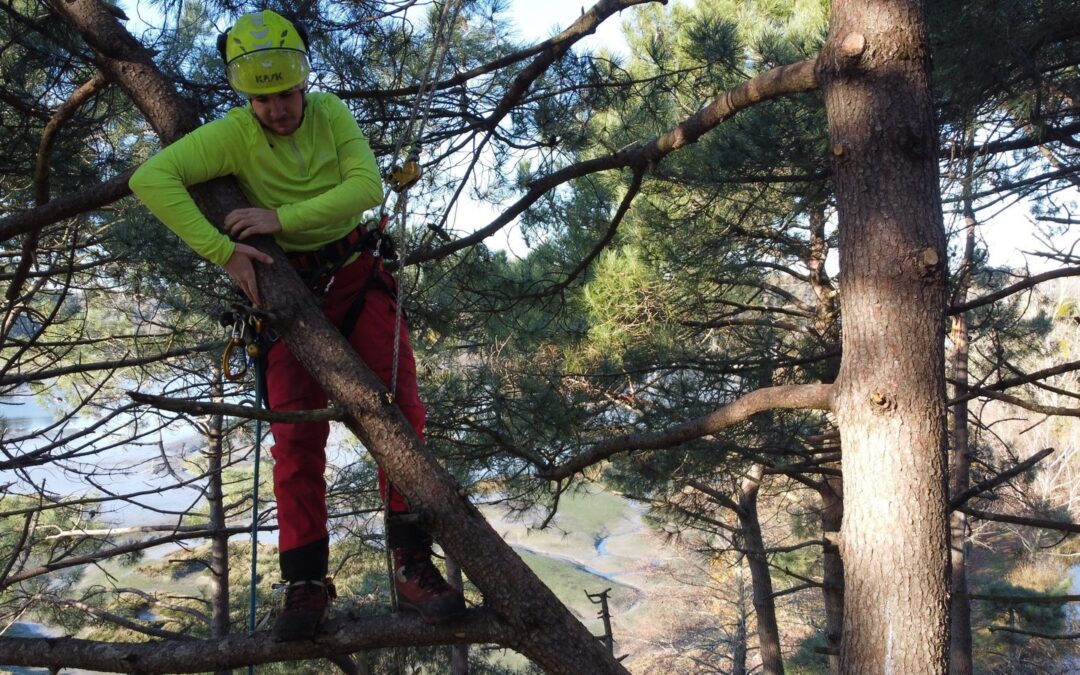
[393,546,466,623]
[272,578,335,641]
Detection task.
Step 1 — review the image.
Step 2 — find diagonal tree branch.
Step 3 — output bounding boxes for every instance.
[948,447,1054,509]
[541,384,834,480]
[45,0,637,671]
[407,58,819,265]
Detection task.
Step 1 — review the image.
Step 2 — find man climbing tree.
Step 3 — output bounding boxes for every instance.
[127,9,465,640]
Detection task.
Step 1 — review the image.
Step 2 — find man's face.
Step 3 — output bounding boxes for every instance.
[250,86,305,135]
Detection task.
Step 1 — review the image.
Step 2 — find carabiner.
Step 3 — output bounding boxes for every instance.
[223,316,249,381]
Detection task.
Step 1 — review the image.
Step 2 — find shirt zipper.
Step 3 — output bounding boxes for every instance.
[287,137,308,177]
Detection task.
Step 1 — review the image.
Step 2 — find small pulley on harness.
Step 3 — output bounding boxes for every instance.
[220,303,274,381]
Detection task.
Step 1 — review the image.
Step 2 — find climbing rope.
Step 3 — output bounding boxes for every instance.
[377,0,463,633]
[247,360,264,675]
[382,0,463,401]
[220,305,270,670]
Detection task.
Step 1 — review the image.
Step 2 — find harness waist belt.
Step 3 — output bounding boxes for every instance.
[286,225,377,275]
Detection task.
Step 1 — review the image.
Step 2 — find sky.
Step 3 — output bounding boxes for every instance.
[507,0,634,54]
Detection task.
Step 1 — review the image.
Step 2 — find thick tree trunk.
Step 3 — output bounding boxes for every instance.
[819,1,951,673]
[738,464,785,675]
[818,475,844,675]
[947,182,977,675]
[47,1,628,672]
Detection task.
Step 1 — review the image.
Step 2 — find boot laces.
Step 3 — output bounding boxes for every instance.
[403,548,449,593]
[283,579,327,611]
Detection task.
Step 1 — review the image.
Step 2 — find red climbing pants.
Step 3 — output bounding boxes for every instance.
[265,252,422,580]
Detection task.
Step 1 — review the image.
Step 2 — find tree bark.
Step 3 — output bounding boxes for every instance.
[733,560,749,675]
[46,1,628,673]
[206,370,232,675]
[738,464,785,675]
[818,1,951,673]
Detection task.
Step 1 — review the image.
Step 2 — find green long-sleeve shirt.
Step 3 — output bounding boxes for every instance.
[129,92,383,267]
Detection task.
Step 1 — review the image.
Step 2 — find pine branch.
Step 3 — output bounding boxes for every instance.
[541,384,833,479]
[128,391,343,423]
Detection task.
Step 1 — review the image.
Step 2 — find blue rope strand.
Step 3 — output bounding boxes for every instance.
[247,360,265,675]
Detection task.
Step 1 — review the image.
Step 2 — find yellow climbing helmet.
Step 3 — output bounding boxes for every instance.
[219,10,310,97]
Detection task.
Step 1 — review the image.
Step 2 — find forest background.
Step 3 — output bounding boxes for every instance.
[2,0,1080,673]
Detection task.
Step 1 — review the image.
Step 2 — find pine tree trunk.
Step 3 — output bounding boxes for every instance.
[947,180,977,675]
[207,369,232,675]
[819,1,951,673]
[733,561,749,675]
[818,476,844,675]
[738,464,785,675]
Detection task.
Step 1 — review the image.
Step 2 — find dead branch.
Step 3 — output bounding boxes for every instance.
[128,391,344,423]
[1,525,274,588]
[0,342,223,386]
[986,625,1080,640]
[950,266,1080,315]
[958,506,1080,533]
[949,447,1054,509]
[970,593,1080,605]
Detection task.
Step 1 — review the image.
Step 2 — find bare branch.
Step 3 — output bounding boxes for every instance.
[128,391,343,424]
[970,593,1080,605]
[949,448,1054,509]
[986,625,1080,640]
[1,525,274,587]
[541,384,833,479]
[1,342,223,386]
[958,506,1080,533]
[950,266,1080,315]
[408,58,819,265]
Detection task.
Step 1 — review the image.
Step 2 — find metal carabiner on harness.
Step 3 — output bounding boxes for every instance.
[221,305,275,381]
[223,313,248,381]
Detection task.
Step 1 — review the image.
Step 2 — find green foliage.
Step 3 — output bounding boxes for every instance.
[787,632,829,674]
[981,579,1068,639]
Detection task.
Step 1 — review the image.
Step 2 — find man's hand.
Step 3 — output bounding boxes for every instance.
[225,208,282,240]
[224,243,274,305]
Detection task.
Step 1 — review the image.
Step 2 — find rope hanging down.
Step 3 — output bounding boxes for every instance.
[381,0,463,402]
[377,0,463,621]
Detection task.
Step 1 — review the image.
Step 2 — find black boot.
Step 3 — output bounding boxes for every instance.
[272,578,335,641]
